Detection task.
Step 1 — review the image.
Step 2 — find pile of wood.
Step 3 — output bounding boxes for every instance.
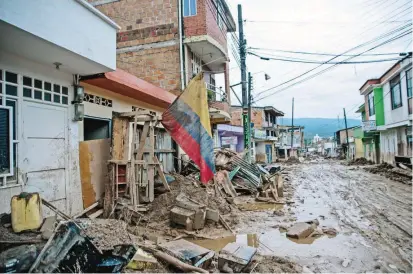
[104,110,171,217]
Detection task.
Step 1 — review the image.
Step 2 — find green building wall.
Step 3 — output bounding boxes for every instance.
[373,87,385,126]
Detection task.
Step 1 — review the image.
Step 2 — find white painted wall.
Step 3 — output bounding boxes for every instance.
[0,52,82,215]
[0,0,119,72]
[382,59,412,128]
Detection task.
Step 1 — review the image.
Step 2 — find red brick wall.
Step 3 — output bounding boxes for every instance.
[230,107,263,128]
[90,0,181,94]
[183,0,228,51]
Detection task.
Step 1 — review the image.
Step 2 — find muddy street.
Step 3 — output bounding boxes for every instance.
[223,160,412,273]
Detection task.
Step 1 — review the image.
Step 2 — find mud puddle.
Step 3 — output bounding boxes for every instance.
[187,229,335,253]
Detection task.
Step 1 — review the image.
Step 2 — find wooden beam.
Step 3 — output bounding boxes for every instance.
[137,121,150,160]
[153,156,171,191]
[148,125,155,202]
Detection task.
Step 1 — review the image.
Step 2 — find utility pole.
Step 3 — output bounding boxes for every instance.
[238,4,250,162]
[248,72,253,161]
[291,97,294,156]
[343,108,350,160]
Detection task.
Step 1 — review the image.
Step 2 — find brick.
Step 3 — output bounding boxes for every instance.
[206,208,219,222]
[286,222,314,239]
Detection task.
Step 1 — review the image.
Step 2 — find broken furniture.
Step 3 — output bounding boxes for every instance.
[170,193,207,230]
[29,221,136,273]
[158,239,214,270]
[218,242,257,272]
[105,110,171,216]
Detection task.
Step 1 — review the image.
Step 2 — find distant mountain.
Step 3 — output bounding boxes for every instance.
[278,118,361,139]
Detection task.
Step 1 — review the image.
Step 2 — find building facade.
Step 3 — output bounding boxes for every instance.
[230,105,284,163]
[358,56,412,165]
[0,0,119,214]
[277,125,305,159]
[89,0,235,124]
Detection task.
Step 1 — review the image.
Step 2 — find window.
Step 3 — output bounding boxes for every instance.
[216,0,225,30]
[406,69,412,98]
[84,117,110,141]
[368,92,375,116]
[22,75,69,105]
[183,0,196,16]
[191,52,202,77]
[0,69,18,185]
[390,75,402,109]
[0,106,12,177]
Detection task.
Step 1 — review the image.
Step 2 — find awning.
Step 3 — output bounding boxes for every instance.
[81,69,176,109]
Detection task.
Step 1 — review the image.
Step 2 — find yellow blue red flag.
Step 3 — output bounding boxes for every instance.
[162,73,215,183]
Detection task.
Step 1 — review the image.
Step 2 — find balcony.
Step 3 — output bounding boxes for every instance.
[206,83,230,124]
[183,0,236,71]
[0,0,119,75]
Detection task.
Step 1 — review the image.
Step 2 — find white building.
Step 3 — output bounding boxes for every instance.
[0,0,119,214]
[313,134,321,143]
[378,57,412,164]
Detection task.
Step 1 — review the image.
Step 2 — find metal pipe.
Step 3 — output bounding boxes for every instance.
[178,0,185,90]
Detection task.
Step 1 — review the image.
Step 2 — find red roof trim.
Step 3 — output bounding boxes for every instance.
[82,69,176,109]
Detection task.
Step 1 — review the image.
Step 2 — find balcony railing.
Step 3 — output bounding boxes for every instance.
[206,83,227,102]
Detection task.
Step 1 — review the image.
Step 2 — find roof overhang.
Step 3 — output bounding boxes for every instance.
[210,107,231,124]
[80,69,176,109]
[264,106,284,116]
[220,0,236,32]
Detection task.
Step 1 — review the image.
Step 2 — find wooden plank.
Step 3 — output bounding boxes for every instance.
[276,175,284,198]
[148,125,155,202]
[137,122,150,160]
[88,209,104,219]
[269,183,279,201]
[153,156,171,191]
[73,202,99,219]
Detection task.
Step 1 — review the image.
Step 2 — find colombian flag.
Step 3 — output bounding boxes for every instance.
[162,73,215,183]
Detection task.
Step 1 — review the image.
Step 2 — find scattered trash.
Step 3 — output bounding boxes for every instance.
[11,192,43,233]
[158,239,213,269]
[127,248,158,270]
[342,259,351,268]
[218,242,257,272]
[0,245,38,273]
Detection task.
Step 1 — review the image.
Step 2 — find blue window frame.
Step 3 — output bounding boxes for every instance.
[183,0,196,17]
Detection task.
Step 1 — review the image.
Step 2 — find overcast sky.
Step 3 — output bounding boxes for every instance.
[216,0,412,119]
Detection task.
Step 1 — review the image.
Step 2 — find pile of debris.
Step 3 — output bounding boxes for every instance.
[284,156,301,165]
[365,163,412,185]
[348,157,374,166]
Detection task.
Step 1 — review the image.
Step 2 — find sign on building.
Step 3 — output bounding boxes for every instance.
[254,129,267,139]
[221,136,238,145]
[362,120,376,131]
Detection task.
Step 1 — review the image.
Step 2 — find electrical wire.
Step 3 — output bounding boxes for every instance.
[248,52,403,64]
[252,22,412,101]
[253,29,411,103]
[248,47,404,57]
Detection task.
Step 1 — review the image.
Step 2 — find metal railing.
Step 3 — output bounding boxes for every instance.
[206,82,227,102]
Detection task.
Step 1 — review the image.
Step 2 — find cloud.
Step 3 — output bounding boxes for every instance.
[216,0,412,118]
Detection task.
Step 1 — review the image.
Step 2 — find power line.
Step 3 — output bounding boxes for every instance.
[253,23,412,100]
[248,51,403,64]
[253,28,412,103]
[248,47,403,57]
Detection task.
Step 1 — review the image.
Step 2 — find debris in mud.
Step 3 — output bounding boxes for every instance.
[285,156,301,164]
[364,163,412,184]
[218,242,257,273]
[286,222,314,239]
[342,258,351,268]
[348,157,374,166]
[252,255,303,273]
[321,227,338,236]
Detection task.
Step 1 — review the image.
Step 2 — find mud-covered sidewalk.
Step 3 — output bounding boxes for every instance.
[230,160,412,273]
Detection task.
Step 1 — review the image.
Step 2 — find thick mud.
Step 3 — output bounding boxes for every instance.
[231,160,412,273]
